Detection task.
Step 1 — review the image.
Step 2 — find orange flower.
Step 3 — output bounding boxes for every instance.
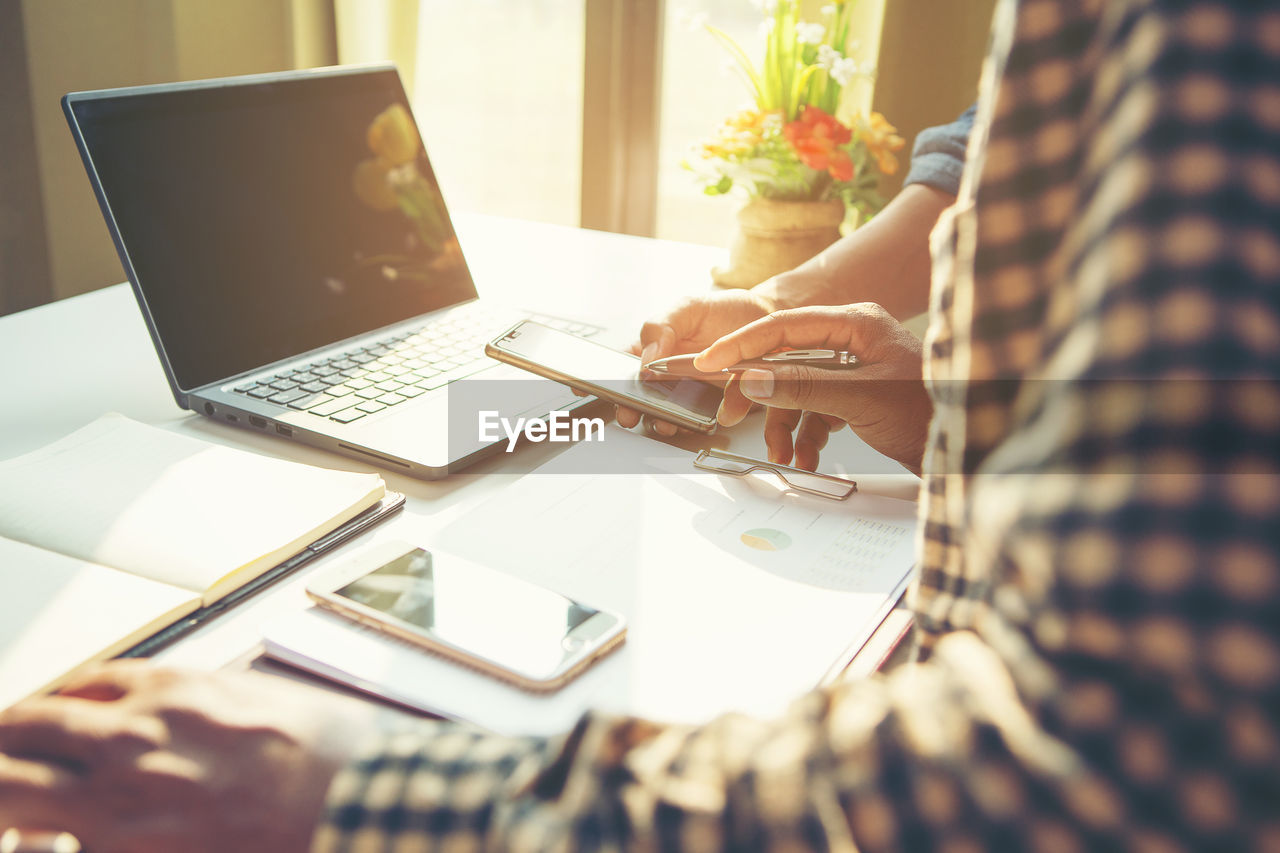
[702,108,774,158]
[352,158,399,211]
[857,111,906,176]
[783,106,854,181]
[428,237,465,271]
[826,149,854,182]
[366,103,421,166]
[727,108,769,133]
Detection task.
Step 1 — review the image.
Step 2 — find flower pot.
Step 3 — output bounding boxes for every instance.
[712,198,846,289]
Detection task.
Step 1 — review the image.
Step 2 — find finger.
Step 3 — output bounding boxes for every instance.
[0,754,82,833]
[694,305,891,371]
[616,406,642,429]
[638,321,679,363]
[0,698,102,766]
[736,365,870,425]
[793,412,836,471]
[56,659,162,702]
[0,829,81,853]
[649,418,678,437]
[0,697,161,768]
[716,374,753,427]
[763,408,802,465]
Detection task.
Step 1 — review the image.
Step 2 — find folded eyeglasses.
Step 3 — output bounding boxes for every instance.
[693,448,857,500]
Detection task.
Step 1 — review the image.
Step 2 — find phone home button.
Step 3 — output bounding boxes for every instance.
[562,635,585,652]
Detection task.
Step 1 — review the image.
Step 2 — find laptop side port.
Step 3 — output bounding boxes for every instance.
[249,416,267,429]
[276,424,293,437]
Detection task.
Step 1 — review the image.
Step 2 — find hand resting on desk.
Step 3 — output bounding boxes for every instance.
[0,660,371,853]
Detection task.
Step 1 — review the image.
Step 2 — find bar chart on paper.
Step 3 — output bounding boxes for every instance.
[701,493,916,593]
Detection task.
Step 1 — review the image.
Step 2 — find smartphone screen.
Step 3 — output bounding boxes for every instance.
[488,321,722,430]
[330,547,619,682]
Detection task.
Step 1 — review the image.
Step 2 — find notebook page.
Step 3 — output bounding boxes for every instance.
[0,414,385,597]
[0,537,199,710]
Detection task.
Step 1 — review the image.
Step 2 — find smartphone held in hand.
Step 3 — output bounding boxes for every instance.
[486,321,723,433]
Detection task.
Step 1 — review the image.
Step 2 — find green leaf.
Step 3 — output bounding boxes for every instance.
[705,25,766,107]
[774,2,796,117]
[789,65,820,117]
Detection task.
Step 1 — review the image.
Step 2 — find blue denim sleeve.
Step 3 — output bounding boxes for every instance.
[901,103,976,196]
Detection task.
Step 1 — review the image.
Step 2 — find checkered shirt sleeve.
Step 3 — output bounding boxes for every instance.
[314,1,1280,850]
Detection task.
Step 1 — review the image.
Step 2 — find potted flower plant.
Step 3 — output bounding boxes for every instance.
[687,0,905,288]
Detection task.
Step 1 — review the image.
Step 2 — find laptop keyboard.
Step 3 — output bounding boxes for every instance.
[229,310,601,425]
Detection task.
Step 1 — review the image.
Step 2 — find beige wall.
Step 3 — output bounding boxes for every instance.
[871,0,998,195]
[18,0,333,302]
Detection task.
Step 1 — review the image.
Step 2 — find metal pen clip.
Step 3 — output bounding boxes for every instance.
[693,448,857,500]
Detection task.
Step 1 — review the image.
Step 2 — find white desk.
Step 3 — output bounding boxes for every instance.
[0,214,914,724]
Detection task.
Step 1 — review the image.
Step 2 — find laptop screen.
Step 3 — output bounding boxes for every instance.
[66,67,478,392]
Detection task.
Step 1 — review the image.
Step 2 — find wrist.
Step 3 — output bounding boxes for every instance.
[745,286,781,315]
[752,268,823,313]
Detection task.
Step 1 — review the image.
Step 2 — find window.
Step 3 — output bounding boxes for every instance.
[655,1,763,247]
[411,1,584,226]
[336,0,902,247]
[339,0,585,227]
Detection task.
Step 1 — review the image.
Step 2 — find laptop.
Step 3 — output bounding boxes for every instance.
[62,64,599,479]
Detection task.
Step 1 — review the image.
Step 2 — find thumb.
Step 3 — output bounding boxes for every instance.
[637,317,680,364]
[739,366,862,422]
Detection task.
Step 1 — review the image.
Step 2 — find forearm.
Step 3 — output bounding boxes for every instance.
[753,183,954,319]
[310,635,1097,852]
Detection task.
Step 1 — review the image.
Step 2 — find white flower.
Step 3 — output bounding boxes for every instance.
[821,4,837,16]
[757,18,775,38]
[387,163,418,187]
[749,0,777,13]
[795,22,826,44]
[829,56,858,85]
[817,44,841,69]
[674,8,709,32]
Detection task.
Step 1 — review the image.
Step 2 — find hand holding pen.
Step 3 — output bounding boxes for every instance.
[670,306,932,474]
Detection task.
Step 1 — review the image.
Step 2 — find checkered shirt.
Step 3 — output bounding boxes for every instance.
[313,1,1280,849]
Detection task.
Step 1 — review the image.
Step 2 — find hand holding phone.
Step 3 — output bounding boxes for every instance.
[486,321,723,433]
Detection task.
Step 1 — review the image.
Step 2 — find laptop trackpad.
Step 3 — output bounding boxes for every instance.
[352,366,586,467]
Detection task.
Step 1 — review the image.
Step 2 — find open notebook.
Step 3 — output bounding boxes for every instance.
[0,414,394,709]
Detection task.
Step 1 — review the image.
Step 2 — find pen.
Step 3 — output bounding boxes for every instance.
[645,349,860,376]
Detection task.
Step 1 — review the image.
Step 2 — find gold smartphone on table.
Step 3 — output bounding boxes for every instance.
[307,541,626,692]
[486,320,723,433]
